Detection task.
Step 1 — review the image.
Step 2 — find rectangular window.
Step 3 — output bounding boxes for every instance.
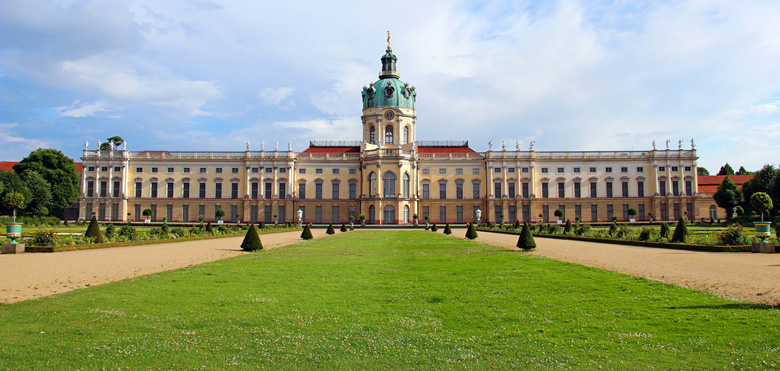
[278,183,286,199]
[542,205,548,222]
[214,205,221,220]
[150,182,158,198]
[456,168,464,174]
[332,169,340,175]
[299,168,306,174]
[422,206,429,221]
[183,167,190,173]
[135,204,141,221]
[523,205,530,222]
[589,167,597,173]
[279,168,286,173]
[199,168,207,173]
[673,203,680,219]
[231,182,239,199]
[672,180,680,196]
[541,168,548,174]
[686,202,693,220]
[639,204,645,220]
[685,166,692,172]
[575,205,582,220]
[215,183,222,199]
[623,204,629,221]
[671,166,678,172]
[637,167,644,172]
[573,167,581,173]
[472,168,480,174]
[638,181,645,197]
[541,183,549,198]
[456,183,464,199]
[522,167,529,173]
[349,183,357,199]
[590,181,597,198]
[522,182,529,198]
[298,183,306,199]
[591,204,598,221]
[151,167,158,173]
[557,167,564,173]
[198,205,205,221]
[607,204,614,220]
[134,181,142,198]
[183,182,190,198]
[101,167,108,172]
[265,182,272,198]
[231,167,239,174]
[349,206,356,220]
[606,182,613,198]
[557,182,565,198]
[265,168,273,173]
[439,206,446,223]
[349,168,357,175]
[439,183,447,199]
[659,180,667,196]
[621,167,628,173]
[112,181,120,197]
[439,168,447,175]
[457,206,463,223]
[135,167,143,173]
[507,168,515,173]
[199,183,206,198]
[496,205,503,223]
[315,206,322,223]
[685,180,692,195]
[422,168,430,175]
[316,168,323,174]
[494,167,502,173]
[315,183,323,199]
[422,183,430,199]
[167,205,173,221]
[264,206,272,223]
[100,181,107,197]
[494,182,502,198]
[215,168,222,174]
[605,167,613,173]
[659,166,666,172]
[167,167,174,173]
[183,205,189,222]
[251,182,258,198]
[332,206,339,223]
[332,183,340,199]
[87,180,95,197]
[508,182,515,198]
[472,183,480,199]
[622,181,629,197]
[114,166,121,172]
[167,182,174,198]
[574,182,581,198]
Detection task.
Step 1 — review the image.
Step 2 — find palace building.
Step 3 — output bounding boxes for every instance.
[78,42,702,224]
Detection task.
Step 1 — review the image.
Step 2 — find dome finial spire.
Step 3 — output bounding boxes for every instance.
[387,30,391,49]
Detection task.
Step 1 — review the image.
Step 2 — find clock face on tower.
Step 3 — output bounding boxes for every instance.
[384,110,395,120]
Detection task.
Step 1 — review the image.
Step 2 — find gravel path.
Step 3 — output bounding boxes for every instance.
[471,231,780,306]
[2,229,779,306]
[0,229,327,304]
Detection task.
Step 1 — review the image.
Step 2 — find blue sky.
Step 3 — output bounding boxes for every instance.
[2,0,780,173]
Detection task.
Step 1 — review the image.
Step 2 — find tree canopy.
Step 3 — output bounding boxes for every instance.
[99,136,125,151]
[741,164,778,212]
[712,176,741,217]
[717,163,735,176]
[697,167,710,176]
[13,149,79,218]
[736,166,751,175]
[21,170,52,216]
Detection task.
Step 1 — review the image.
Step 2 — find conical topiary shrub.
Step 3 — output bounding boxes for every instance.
[465,223,478,240]
[206,221,214,235]
[563,219,572,235]
[671,217,688,243]
[517,222,536,251]
[340,224,347,232]
[84,215,103,243]
[326,223,335,235]
[443,223,452,235]
[660,223,671,239]
[608,222,618,236]
[240,224,263,251]
[431,223,438,232]
[301,224,313,240]
[514,220,521,229]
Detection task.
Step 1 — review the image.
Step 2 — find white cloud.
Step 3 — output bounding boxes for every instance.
[56,100,112,118]
[0,124,50,161]
[258,87,295,106]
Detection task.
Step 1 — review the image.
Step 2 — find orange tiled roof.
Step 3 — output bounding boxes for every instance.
[697,175,753,193]
[0,161,83,175]
[417,147,477,153]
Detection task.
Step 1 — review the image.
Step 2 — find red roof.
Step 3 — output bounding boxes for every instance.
[697,175,753,193]
[418,147,477,153]
[302,147,360,153]
[0,161,82,175]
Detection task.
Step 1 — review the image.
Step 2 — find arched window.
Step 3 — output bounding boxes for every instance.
[402,172,410,198]
[369,172,377,197]
[369,126,376,144]
[403,127,409,144]
[383,172,396,198]
[385,125,393,145]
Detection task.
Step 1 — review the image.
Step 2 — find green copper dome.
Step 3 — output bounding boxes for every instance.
[361,48,416,109]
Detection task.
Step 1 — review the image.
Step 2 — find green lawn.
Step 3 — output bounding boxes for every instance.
[1,231,778,369]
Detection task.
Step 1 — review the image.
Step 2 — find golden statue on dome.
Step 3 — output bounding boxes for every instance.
[387,30,391,49]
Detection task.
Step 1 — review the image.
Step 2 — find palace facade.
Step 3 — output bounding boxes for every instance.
[78,44,702,224]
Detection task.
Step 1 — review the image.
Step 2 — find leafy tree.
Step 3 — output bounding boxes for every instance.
[712,176,741,217]
[741,164,778,211]
[717,163,735,176]
[13,149,79,218]
[2,191,25,223]
[736,166,750,175]
[465,223,478,240]
[301,224,313,240]
[21,171,52,216]
[0,170,31,215]
[215,208,226,220]
[516,222,536,251]
[563,219,572,234]
[240,224,263,251]
[443,223,452,235]
[697,167,710,176]
[142,208,154,219]
[628,208,638,219]
[750,192,773,222]
[671,217,688,243]
[99,136,125,151]
[326,223,335,235]
[84,215,103,243]
[554,209,564,220]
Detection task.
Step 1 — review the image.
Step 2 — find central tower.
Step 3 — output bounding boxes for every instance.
[359,34,418,224]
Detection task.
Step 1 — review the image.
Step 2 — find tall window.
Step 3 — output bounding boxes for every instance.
[473,182,480,199]
[659,180,667,196]
[278,182,286,199]
[557,182,565,198]
[369,126,376,144]
[113,181,120,197]
[541,182,549,198]
[672,180,680,196]
[231,182,239,199]
[349,182,357,199]
[383,172,396,197]
[522,182,529,198]
[590,181,597,198]
[134,181,141,198]
[385,125,393,144]
[183,182,190,198]
[403,127,409,144]
[87,180,95,197]
[251,181,258,198]
[369,172,377,197]
[622,181,629,197]
[150,181,158,198]
[315,183,323,199]
[167,181,174,198]
[332,182,340,199]
[439,182,447,199]
[574,182,581,198]
[508,182,516,198]
[402,173,410,198]
[638,181,645,197]
[606,182,613,198]
[685,180,692,195]
[494,182,502,198]
[100,180,107,197]
[199,182,206,198]
[214,182,222,198]
[422,183,430,199]
[456,182,464,199]
[265,182,272,198]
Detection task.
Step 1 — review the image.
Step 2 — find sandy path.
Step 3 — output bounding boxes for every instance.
[0,229,328,304]
[470,230,780,306]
